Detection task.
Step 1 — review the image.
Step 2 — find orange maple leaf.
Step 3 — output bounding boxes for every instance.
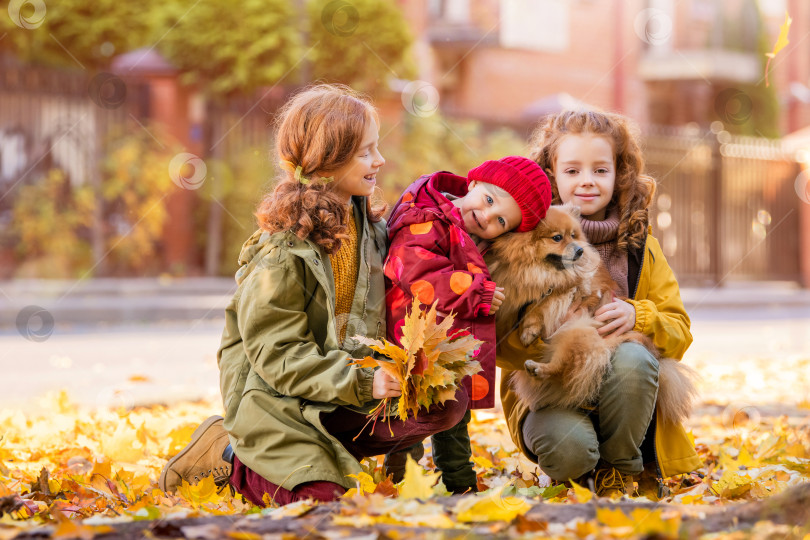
[350,299,483,430]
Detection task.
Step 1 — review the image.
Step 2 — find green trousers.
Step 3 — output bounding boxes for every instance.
[521,342,660,482]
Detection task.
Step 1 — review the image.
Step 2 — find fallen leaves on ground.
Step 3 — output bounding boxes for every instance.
[1,389,809,539]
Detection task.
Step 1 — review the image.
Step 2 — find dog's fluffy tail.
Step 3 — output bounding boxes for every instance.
[657,359,700,425]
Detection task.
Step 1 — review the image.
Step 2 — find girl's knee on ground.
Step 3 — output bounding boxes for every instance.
[522,407,599,482]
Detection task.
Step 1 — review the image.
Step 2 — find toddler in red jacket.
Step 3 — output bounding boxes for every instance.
[383,156,552,492]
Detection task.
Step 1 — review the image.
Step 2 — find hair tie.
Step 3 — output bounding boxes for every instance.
[279,159,334,185]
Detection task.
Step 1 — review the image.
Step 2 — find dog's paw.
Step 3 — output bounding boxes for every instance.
[524,359,548,378]
[520,328,541,347]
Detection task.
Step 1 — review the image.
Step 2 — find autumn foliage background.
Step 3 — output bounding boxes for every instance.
[2,0,810,538]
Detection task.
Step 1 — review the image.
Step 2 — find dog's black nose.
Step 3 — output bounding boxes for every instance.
[573,246,584,260]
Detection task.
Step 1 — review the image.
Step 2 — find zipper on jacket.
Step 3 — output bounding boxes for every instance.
[652,430,666,499]
[360,223,371,326]
[630,243,646,301]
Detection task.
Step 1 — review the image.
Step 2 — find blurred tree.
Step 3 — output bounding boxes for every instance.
[715,0,780,138]
[9,127,182,278]
[382,114,526,203]
[157,0,302,97]
[193,146,274,275]
[100,127,180,275]
[307,0,416,94]
[0,0,157,69]
[11,169,95,278]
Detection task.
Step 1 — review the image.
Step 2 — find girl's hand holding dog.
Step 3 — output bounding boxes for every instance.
[489,287,506,315]
[372,368,402,399]
[594,298,636,337]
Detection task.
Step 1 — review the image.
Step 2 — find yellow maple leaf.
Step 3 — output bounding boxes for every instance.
[766,12,792,58]
[454,486,531,522]
[786,442,807,459]
[570,480,593,503]
[347,471,377,496]
[765,11,792,86]
[177,475,223,506]
[714,469,753,499]
[99,421,144,463]
[597,507,680,537]
[574,520,599,536]
[351,299,482,423]
[399,455,440,499]
[472,456,494,469]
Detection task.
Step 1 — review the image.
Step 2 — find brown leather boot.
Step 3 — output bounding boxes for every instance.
[593,466,636,499]
[159,416,231,493]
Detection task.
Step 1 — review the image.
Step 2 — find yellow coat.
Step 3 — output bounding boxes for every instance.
[497,232,701,478]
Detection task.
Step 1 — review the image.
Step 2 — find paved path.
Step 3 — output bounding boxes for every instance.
[2,307,808,412]
[0,320,223,411]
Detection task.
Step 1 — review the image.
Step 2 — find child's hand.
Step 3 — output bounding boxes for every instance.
[563,298,587,323]
[372,368,401,399]
[594,298,636,337]
[489,287,505,315]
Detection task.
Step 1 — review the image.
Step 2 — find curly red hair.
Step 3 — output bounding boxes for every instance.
[529,110,655,252]
[256,84,386,254]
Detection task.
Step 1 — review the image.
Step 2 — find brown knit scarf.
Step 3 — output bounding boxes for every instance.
[580,206,629,298]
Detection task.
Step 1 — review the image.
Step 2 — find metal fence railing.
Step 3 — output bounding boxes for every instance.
[1,58,803,283]
[645,126,802,285]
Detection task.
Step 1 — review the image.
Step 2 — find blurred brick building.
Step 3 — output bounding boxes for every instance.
[399,0,809,135]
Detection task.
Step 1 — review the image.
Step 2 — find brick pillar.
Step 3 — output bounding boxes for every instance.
[147,77,200,274]
[799,164,810,288]
[114,48,201,276]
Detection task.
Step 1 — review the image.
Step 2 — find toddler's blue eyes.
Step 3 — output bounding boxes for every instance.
[486,196,493,204]
[498,217,505,226]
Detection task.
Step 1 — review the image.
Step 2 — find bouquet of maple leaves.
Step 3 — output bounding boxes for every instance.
[350,299,483,436]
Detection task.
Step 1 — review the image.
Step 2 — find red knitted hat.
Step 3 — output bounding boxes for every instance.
[466,156,552,232]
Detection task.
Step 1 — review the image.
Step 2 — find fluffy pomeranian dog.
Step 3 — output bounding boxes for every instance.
[485,203,698,425]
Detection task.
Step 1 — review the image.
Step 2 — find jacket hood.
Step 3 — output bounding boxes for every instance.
[387,172,469,237]
[233,196,379,286]
[234,229,274,285]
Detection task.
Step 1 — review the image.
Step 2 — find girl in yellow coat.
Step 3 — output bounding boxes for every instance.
[498,110,701,498]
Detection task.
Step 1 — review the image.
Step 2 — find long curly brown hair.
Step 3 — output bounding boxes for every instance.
[255,84,387,254]
[529,110,655,252]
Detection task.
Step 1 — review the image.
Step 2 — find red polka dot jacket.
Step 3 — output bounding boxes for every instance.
[385,172,497,409]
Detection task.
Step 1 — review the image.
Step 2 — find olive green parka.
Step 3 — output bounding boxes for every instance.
[218,197,388,491]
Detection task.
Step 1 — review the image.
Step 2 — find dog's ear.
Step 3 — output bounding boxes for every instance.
[563,202,581,219]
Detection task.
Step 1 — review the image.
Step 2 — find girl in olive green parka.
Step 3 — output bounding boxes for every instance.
[159,85,467,506]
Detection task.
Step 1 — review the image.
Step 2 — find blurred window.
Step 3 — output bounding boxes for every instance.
[500,0,569,52]
[429,0,470,22]
[648,0,674,52]
[757,0,787,17]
